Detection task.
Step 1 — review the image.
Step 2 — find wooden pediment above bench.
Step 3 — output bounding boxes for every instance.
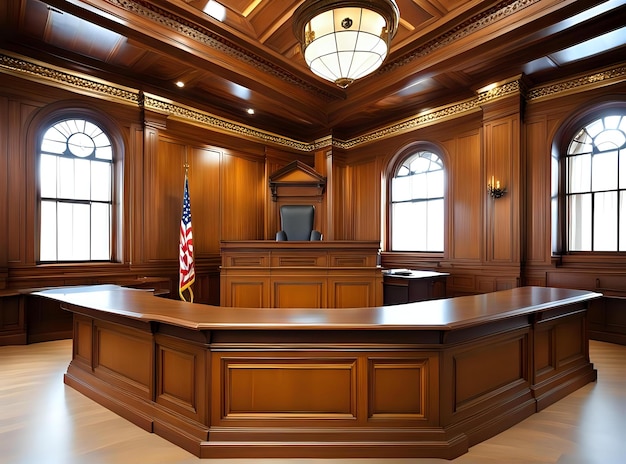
[269,160,326,201]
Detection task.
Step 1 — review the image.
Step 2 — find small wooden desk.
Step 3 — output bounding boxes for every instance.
[383,269,449,305]
[33,285,601,459]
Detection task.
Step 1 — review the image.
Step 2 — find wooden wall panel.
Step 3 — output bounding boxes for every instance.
[330,279,373,308]
[332,162,349,240]
[228,279,268,308]
[525,118,551,265]
[0,96,7,284]
[189,147,220,254]
[451,131,482,261]
[145,138,186,262]
[352,160,381,241]
[129,123,145,265]
[273,280,325,308]
[221,153,264,241]
[487,119,515,262]
[8,101,38,265]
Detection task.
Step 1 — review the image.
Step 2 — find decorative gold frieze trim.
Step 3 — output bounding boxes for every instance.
[527,64,626,101]
[2,51,625,152]
[0,53,137,105]
[143,94,312,151]
[336,78,524,149]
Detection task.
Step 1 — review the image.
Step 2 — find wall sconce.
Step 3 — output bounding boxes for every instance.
[487,176,506,198]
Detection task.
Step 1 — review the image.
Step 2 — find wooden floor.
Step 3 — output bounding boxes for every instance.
[0,340,624,464]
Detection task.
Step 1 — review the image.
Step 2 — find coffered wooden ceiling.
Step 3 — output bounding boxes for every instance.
[1,0,625,141]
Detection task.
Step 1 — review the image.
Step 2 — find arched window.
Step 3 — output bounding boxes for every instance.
[39,118,114,262]
[390,150,444,252]
[564,113,626,252]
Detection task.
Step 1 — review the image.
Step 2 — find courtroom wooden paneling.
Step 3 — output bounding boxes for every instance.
[449,129,482,262]
[484,114,519,264]
[146,138,186,262]
[524,116,552,266]
[0,96,8,283]
[221,152,265,241]
[2,45,626,328]
[33,285,599,459]
[351,159,382,241]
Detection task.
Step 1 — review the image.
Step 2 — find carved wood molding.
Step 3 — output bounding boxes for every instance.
[1,51,624,152]
[268,160,327,201]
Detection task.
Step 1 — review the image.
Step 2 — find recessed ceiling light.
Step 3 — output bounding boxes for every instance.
[175,81,185,88]
[247,108,255,115]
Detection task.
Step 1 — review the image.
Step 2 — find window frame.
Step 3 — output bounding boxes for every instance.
[385,141,447,255]
[554,103,626,259]
[35,110,124,265]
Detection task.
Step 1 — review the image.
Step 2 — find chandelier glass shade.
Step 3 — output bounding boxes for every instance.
[293,0,399,88]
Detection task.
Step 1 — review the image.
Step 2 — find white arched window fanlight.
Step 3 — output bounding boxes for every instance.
[39,118,114,262]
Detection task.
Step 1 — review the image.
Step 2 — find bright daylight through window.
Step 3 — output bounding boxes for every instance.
[567,114,626,251]
[391,151,444,252]
[39,119,113,262]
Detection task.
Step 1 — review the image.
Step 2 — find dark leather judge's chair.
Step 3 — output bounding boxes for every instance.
[276,205,322,241]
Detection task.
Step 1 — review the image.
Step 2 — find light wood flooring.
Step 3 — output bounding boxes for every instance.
[1,339,624,464]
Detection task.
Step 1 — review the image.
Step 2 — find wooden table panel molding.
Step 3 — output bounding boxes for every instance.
[221,241,383,308]
[33,285,601,460]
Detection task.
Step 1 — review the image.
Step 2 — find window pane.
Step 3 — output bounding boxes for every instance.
[568,193,591,251]
[620,150,626,189]
[40,154,57,198]
[95,144,113,160]
[91,161,111,201]
[392,175,411,202]
[392,201,426,251]
[411,172,428,199]
[605,115,621,130]
[586,119,604,137]
[620,191,626,252]
[57,157,75,198]
[426,198,444,251]
[592,151,617,191]
[40,201,57,261]
[595,130,625,152]
[568,154,591,193]
[91,203,110,260]
[74,158,91,200]
[551,153,559,254]
[391,151,444,252]
[57,203,90,261]
[594,192,617,251]
[427,169,444,198]
[39,118,115,262]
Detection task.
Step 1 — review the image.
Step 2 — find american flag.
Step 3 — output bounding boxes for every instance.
[179,175,195,302]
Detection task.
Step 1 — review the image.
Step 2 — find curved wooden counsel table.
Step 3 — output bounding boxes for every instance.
[33,285,601,459]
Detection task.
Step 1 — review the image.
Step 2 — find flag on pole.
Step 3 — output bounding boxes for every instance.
[179,174,195,302]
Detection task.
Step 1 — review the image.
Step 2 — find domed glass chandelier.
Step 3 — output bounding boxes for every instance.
[293,0,400,88]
